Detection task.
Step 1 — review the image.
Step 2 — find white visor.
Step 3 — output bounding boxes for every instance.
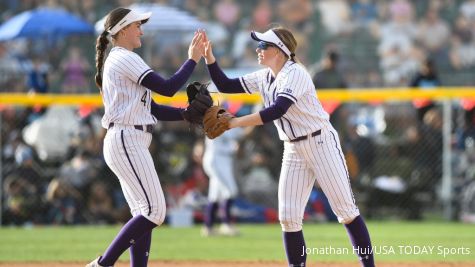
[107,10,152,35]
[251,29,292,57]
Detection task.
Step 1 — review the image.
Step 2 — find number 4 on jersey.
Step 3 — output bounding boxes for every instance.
[141,91,148,106]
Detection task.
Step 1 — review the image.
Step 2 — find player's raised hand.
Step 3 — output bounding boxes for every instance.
[202,31,216,65]
[188,30,204,63]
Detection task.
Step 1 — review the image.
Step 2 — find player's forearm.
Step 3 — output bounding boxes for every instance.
[141,59,196,97]
[259,96,293,123]
[229,97,293,128]
[229,112,263,128]
[150,101,185,121]
[207,61,245,93]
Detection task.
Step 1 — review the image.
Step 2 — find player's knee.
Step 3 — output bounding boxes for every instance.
[144,211,165,226]
[280,218,303,232]
[141,204,166,226]
[331,203,360,224]
[337,212,360,224]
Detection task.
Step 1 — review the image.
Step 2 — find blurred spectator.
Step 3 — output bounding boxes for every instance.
[452,15,473,45]
[342,121,376,181]
[2,127,27,171]
[463,101,475,134]
[449,38,475,70]
[449,15,475,70]
[60,0,79,12]
[251,0,273,30]
[379,43,423,86]
[87,181,116,224]
[457,124,475,222]
[404,109,443,195]
[2,173,41,225]
[24,55,51,122]
[388,0,414,23]
[455,99,475,151]
[45,178,84,224]
[317,0,353,36]
[460,0,475,21]
[78,0,99,23]
[373,0,421,85]
[240,151,278,209]
[205,27,233,67]
[2,1,18,14]
[166,140,209,223]
[117,0,134,7]
[364,70,383,88]
[12,143,44,191]
[182,0,213,21]
[251,0,312,62]
[238,121,283,178]
[312,50,347,89]
[231,20,254,65]
[277,0,313,31]
[436,0,460,23]
[26,56,49,94]
[460,176,475,223]
[416,9,450,63]
[213,0,241,35]
[351,0,378,29]
[58,150,99,194]
[0,43,23,92]
[410,58,441,121]
[60,46,90,93]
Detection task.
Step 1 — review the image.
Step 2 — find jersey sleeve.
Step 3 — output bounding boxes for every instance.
[239,68,267,94]
[276,68,309,103]
[121,51,153,85]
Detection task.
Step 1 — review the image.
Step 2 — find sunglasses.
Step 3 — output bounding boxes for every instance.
[257,41,276,50]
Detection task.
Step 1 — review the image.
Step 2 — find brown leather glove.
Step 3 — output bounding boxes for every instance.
[203,105,234,139]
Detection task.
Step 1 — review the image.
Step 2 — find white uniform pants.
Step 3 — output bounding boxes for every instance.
[279,128,360,232]
[103,125,166,225]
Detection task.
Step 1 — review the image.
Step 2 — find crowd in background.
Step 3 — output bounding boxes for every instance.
[1,0,475,93]
[1,0,475,226]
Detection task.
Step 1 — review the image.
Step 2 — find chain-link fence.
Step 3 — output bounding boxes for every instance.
[1,92,474,226]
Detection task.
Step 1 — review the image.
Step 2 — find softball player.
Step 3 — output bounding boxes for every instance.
[202,27,375,267]
[87,7,203,267]
[202,127,244,236]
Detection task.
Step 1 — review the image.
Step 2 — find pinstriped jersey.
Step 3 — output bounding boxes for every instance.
[101,46,157,128]
[239,61,330,141]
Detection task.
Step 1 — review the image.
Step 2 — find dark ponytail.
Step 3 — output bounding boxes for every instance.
[95,31,109,90]
[94,7,131,90]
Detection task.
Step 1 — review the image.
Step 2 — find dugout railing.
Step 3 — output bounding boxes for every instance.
[1,88,474,225]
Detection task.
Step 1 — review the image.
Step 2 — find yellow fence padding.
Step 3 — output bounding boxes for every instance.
[0,88,474,107]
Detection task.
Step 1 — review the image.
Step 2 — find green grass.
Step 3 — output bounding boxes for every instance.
[0,222,474,263]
